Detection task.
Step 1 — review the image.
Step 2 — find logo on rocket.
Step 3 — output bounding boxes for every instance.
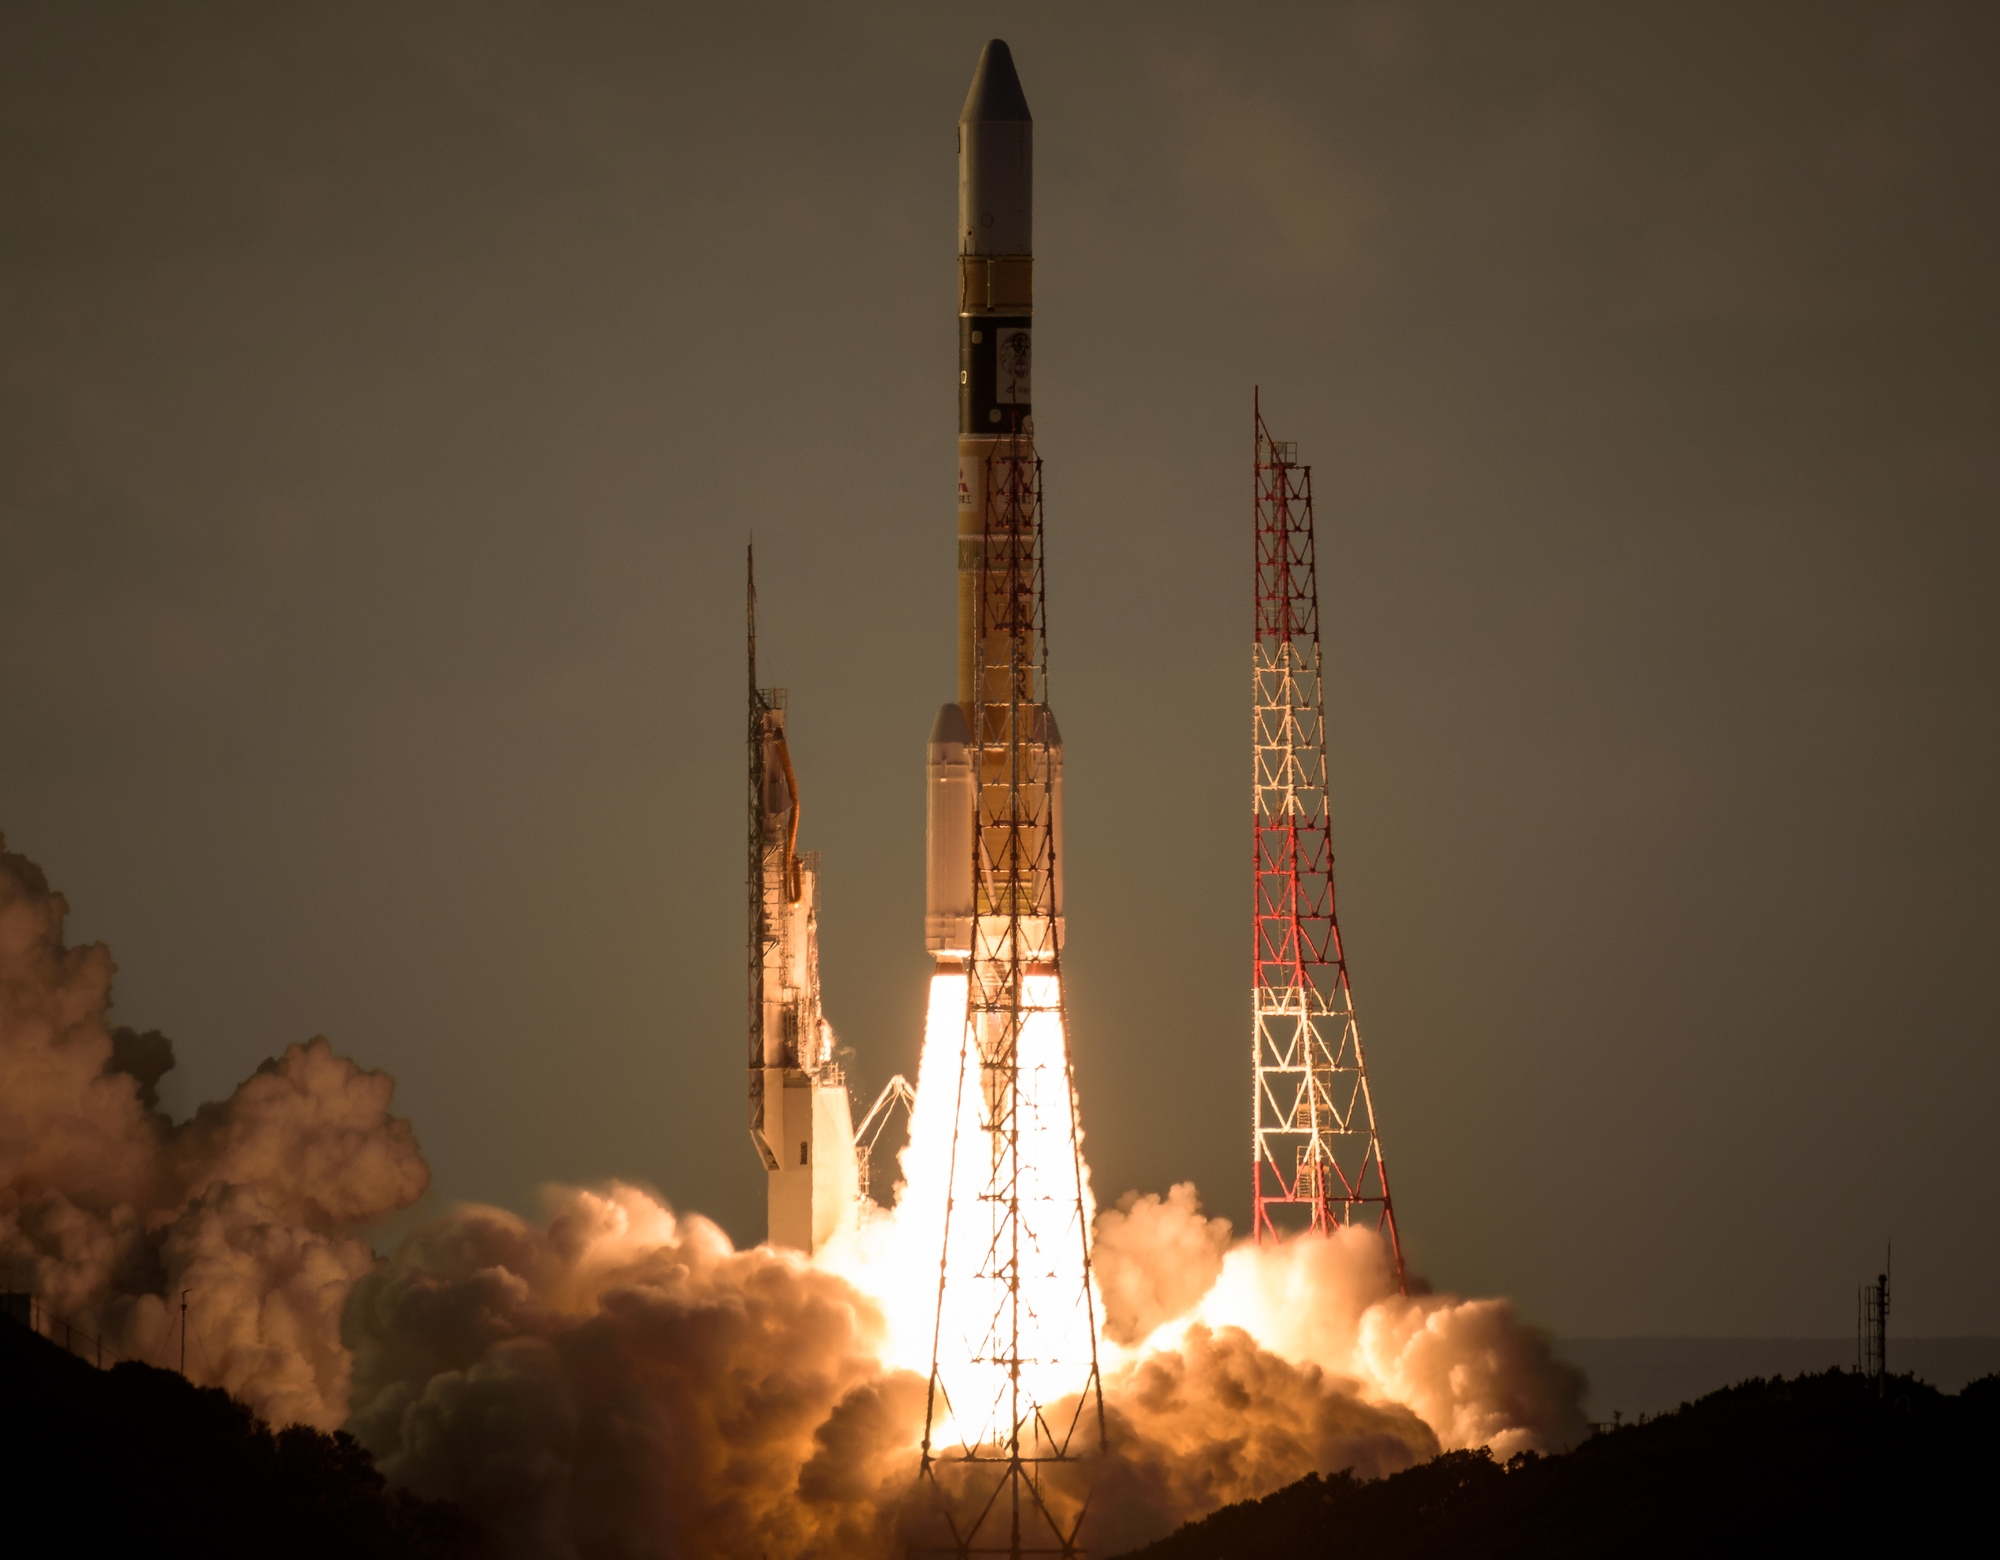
[996,327,1031,404]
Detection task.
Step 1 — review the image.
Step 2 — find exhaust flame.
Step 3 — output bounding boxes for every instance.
[822,973,1099,1454]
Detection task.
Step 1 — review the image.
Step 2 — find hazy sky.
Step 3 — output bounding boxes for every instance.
[3,1,1995,1337]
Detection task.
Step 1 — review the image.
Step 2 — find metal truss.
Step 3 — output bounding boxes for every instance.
[1856,1245,1890,1393]
[853,1073,914,1204]
[748,548,822,1087]
[748,547,781,1077]
[1250,395,1404,1285]
[922,433,1105,1558]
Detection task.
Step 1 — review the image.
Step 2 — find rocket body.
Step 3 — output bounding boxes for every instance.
[928,40,1063,965]
[955,38,1034,717]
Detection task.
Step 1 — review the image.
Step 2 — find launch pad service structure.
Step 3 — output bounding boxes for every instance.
[747,550,858,1254]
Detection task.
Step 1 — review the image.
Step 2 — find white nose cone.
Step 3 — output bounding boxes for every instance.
[959,39,1032,257]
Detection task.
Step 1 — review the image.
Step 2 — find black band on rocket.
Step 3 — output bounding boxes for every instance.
[959,316,1031,433]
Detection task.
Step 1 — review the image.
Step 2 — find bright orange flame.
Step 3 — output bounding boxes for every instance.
[806,971,1587,1488]
[824,973,1099,1451]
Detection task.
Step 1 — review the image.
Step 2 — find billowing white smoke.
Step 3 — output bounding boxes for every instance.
[1093,1180,1233,1345]
[343,1180,1578,1557]
[3,839,1584,1557]
[1095,1185,1587,1463]
[352,973,1583,1556]
[0,837,429,1427]
[344,1184,929,1559]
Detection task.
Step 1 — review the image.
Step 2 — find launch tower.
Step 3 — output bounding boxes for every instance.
[1249,397,1404,1284]
[747,546,857,1253]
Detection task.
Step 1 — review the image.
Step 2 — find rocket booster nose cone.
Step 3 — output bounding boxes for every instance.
[961,39,1031,123]
[929,700,972,746]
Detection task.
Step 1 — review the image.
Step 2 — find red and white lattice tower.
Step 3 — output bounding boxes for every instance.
[1250,393,1405,1282]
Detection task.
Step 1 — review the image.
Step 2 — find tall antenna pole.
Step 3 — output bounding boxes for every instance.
[1858,1241,1891,1395]
[1250,392,1405,1286]
[179,1289,189,1377]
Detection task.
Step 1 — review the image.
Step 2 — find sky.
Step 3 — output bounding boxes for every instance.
[2,0,1995,1338]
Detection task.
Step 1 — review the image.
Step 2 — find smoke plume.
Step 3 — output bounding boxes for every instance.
[3,836,1584,1555]
[343,1183,1580,1557]
[1094,1181,1233,1345]
[0,836,429,1427]
[344,1183,924,1559]
[1106,1182,1588,1463]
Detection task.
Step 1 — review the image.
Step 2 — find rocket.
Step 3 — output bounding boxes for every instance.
[928,40,1064,969]
[743,43,1063,1252]
[916,48,1101,1512]
[748,549,857,1253]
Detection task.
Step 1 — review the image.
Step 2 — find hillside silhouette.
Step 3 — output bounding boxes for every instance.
[1114,1368,1999,1558]
[0,1315,484,1557]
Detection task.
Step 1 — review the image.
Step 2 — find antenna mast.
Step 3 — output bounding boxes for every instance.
[1250,392,1404,1285]
[1857,1243,1890,1394]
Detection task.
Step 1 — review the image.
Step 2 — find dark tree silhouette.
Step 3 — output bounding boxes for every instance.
[1,1315,484,1558]
[1116,1369,2000,1559]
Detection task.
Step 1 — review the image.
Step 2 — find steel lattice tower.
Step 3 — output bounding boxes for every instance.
[1250,395,1404,1282]
[922,433,1105,1558]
